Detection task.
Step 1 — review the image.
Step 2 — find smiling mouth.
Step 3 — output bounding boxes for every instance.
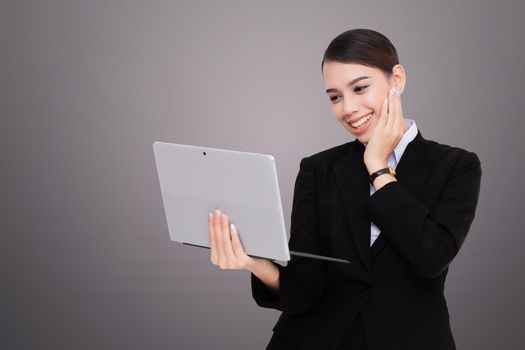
[349,112,373,128]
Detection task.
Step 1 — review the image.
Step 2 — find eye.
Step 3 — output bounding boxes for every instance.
[329,95,341,103]
[354,85,368,93]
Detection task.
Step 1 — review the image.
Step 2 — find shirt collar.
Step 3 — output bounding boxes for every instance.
[393,118,418,164]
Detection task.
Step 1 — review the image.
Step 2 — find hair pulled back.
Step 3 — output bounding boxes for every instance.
[322,28,399,77]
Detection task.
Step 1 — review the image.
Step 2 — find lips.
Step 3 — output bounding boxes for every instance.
[350,112,372,127]
[347,112,372,124]
[346,112,375,136]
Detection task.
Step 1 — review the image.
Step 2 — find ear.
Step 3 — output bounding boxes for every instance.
[390,64,406,94]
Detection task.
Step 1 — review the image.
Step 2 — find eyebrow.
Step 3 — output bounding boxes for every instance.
[325,76,371,93]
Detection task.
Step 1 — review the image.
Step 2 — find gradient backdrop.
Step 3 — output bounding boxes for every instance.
[1,0,524,349]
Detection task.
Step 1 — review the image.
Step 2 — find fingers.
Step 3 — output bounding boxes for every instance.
[391,87,405,136]
[230,223,246,258]
[219,212,237,267]
[385,87,405,143]
[386,87,396,130]
[395,88,404,123]
[213,210,226,265]
[209,210,242,269]
[380,96,389,127]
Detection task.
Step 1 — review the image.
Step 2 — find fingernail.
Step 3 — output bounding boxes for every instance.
[389,88,394,95]
[230,223,235,230]
[215,209,221,214]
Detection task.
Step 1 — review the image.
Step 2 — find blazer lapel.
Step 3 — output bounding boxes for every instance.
[393,130,436,197]
[333,141,371,271]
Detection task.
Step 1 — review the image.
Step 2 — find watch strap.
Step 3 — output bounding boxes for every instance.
[369,167,396,184]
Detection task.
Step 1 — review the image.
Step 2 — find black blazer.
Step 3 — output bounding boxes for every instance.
[251,130,482,350]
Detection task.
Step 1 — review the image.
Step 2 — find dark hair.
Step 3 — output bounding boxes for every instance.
[321,28,399,77]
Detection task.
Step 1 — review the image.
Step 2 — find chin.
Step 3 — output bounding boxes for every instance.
[342,121,373,145]
[348,128,371,144]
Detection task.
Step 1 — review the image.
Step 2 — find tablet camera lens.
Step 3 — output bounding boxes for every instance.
[203,152,206,156]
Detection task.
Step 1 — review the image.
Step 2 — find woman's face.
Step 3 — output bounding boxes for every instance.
[322,61,404,145]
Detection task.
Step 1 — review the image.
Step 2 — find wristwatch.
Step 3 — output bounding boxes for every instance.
[369,167,396,185]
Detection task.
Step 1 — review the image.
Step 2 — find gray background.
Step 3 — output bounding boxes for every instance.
[1,0,524,349]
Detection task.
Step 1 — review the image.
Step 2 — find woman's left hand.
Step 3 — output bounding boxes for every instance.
[364,86,408,174]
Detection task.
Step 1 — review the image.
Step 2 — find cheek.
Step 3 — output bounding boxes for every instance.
[362,93,383,112]
[331,104,342,120]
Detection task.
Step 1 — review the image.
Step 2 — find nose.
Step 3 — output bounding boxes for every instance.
[341,95,358,117]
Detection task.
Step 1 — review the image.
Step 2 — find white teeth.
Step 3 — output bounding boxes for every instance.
[350,113,372,128]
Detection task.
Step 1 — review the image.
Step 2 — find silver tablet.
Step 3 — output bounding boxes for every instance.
[153,142,290,261]
[153,142,350,264]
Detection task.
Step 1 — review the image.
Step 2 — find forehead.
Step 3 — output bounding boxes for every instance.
[323,61,382,88]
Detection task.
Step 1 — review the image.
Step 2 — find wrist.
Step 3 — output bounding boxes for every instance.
[249,258,280,292]
[372,173,397,190]
[366,160,388,175]
[247,257,271,274]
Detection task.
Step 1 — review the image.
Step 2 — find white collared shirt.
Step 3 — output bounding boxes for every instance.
[363,118,418,246]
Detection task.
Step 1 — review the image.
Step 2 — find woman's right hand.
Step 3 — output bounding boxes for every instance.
[208,209,260,271]
[208,209,281,292]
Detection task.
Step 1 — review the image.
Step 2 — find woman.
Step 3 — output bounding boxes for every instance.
[208,29,481,350]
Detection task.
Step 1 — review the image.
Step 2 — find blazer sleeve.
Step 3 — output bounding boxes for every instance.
[367,150,482,279]
[251,156,326,314]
